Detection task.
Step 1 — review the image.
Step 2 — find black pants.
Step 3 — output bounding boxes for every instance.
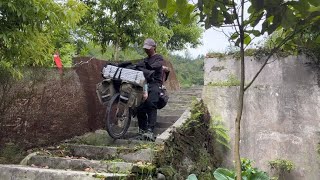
[137,83,160,131]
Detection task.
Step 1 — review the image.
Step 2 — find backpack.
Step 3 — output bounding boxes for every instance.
[157,67,170,109]
[157,85,169,109]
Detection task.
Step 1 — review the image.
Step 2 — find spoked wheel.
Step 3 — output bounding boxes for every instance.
[106,93,131,139]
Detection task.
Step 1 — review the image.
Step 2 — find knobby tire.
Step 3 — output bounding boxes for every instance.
[105,93,131,139]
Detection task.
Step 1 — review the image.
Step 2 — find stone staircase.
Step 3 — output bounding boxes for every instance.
[0,87,202,180]
[127,86,202,138]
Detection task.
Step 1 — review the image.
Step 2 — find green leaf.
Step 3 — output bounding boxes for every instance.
[309,0,320,6]
[177,0,187,7]
[309,6,320,13]
[316,35,320,44]
[230,33,239,40]
[267,15,281,35]
[250,171,269,180]
[167,2,177,17]
[213,168,235,180]
[251,0,264,11]
[281,8,296,29]
[289,0,310,16]
[235,38,241,47]
[158,0,167,9]
[246,30,260,37]
[250,11,264,28]
[261,20,268,34]
[247,5,254,13]
[223,11,233,24]
[187,174,198,180]
[244,34,251,45]
[275,37,284,44]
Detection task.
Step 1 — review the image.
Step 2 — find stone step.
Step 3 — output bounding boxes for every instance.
[109,139,155,148]
[131,115,180,126]
[0,164,129,180]
[168,96,197,103]
[130,120,173,129]
[168,94,199,99]
[68,144,155,163]
[127,127,167,136]
[157,109,185,116]
[169,86,203,92]
[162,103,190,110]
[160,106,189,111]
[27,155,134,174]
[169,90,201,94]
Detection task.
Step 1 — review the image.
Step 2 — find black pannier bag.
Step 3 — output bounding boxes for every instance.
[96,79,115,106]
[157,85,169,109]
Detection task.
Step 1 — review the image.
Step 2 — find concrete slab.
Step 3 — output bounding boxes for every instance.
[0,164,128,180]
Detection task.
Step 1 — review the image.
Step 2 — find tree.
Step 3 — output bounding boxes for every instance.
[158,12,203,50]
[80,0,204,60]
[0,0,86,73]
[80,0,172,60]
[0,0,86,130]
[158,0,320,179]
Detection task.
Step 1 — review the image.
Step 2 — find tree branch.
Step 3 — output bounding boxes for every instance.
[244,28,302,91]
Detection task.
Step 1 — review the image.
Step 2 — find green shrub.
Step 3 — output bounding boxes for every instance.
[269,159,294,180]
[213,158,270,180]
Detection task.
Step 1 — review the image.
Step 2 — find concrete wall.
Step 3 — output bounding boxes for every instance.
[203,55,320,179]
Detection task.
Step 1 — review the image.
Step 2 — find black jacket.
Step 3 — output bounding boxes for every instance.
[136,54,164,84]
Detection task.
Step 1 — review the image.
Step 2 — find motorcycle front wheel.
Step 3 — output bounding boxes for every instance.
[105,93,131,139]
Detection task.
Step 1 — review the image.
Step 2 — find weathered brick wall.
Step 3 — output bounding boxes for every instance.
[0,57,180,148]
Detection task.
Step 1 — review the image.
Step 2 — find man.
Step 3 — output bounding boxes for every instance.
[135,38,164,141]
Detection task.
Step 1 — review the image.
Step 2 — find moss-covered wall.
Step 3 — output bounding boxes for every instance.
[155,100,228,179]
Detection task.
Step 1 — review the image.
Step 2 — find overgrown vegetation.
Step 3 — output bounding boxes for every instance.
[156,100,228,179]
[209,115,230,149]
[213,158,270,180]
[169,54,204,88]
[187,158,270,180]
[269,159,294,180]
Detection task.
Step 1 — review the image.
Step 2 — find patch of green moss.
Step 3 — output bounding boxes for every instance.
[206,52,227,59]
[157,166,176,177]
[231,48,291,60]
[103,158,125,163]
[132,164,156,175]
[208,74,240,87]
[0,143,26,164]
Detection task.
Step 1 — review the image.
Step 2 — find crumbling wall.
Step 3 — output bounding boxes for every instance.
[0,57,180,150]
[0,68,88,148]
[203,55,320,179]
